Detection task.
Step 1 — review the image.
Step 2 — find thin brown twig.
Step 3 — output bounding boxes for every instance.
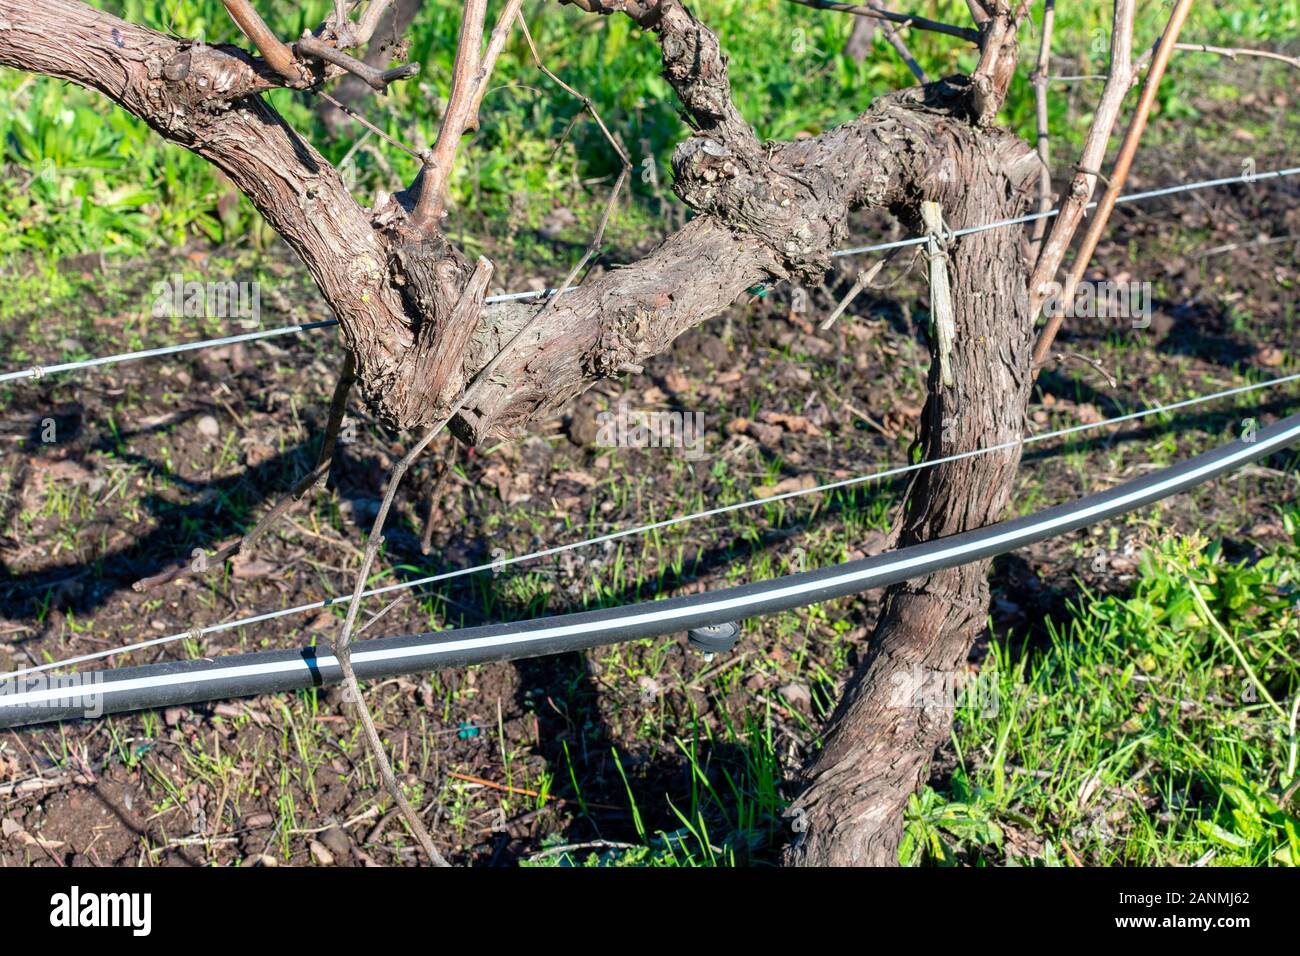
[447,771,622,811]
[285,516,365,558]
[332,445,442,864]
[327,268,511,865]
[331,109,630,864]
[880,17,928,83]
[1199,234,1297,258]
[1028,0,1055,260]
[1170,41,1300,70]
[1132,39,1300,75]
[1032,0,1195,367]
[221,0,306,86]
[782,0,979,43]
[354,593,408,637]
[1048,350,1118,389]
[314,88,424,159]
[516,11,631,166]
[821,259,887,330]
[296,33,418,91]
[328,258,495,867]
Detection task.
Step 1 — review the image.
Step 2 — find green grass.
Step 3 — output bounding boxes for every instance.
[2,1,1298,262]
[908,525,1300,867]
[531,518,1300,868]
[5,277,1297,865]
[2,1,1298,868]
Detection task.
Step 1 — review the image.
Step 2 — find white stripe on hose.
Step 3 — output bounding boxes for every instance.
[11,368,1300,682]
[6,417,1297,712]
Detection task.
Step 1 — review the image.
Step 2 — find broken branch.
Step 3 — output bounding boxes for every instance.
[296,33,419,91]
[782,0,980,43]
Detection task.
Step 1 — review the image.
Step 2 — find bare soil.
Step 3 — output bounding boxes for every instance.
[1,82,1296,866]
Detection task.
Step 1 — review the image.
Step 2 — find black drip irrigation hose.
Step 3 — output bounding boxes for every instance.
[3,411,1299,729]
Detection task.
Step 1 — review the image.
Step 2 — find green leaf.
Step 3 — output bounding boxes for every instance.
[1195,820,1250,849]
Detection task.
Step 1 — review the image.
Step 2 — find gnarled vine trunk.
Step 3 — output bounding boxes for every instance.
[785,123,1038,866]
[1,0,1086,866]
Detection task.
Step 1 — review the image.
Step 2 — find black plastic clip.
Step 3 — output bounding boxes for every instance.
[686,621,741,657]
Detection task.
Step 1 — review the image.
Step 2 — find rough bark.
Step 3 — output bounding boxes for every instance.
[784,122,1039,866]
[0,0,422,411]
[2,0,1046,866]
[459,80,1002,442]
[0,0,993,444]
